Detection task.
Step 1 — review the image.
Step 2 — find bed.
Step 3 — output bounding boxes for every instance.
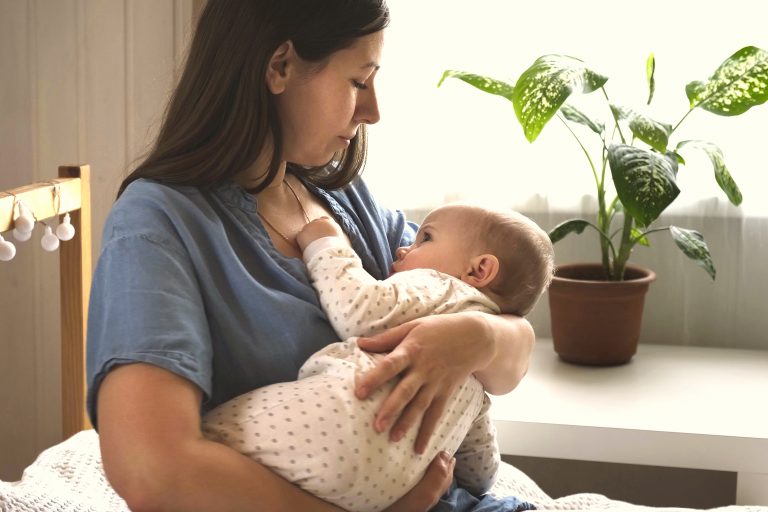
[0,167,763,512]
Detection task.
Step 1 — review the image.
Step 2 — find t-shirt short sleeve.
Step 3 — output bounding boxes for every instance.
[86,230,212,429]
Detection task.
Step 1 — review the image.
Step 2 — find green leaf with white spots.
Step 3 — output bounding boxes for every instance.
[676,140,743,206]
[685,46,768,116]
[670,226,716,279]
[560,104,604,135]
[549,219,590,244]
[438,70,515,101]
[608,144,680,227]
[664,150,680,178]
[610,104,672,153]
[668,150,685,166]
[646,53,656,105]
[512,55,608,142]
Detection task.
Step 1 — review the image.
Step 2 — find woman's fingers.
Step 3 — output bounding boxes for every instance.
[356,322,413,353]
[382,451,455,512]
[428,451,456,502]
[386,385,435,443]
[372,371,422,433]
[355,339,411,399]
[414,395,448,454]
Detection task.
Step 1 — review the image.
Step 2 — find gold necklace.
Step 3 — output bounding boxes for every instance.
[257,178,311,247]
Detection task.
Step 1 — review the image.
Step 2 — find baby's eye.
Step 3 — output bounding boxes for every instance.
[352,80,368,90]
[421,232,432,242]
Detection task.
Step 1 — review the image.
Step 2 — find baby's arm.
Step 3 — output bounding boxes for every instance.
[298,218,462,339]
[452,394,501,496]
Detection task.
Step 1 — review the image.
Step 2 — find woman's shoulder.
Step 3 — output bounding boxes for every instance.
[118,178,204,208]
[104,179,210,243]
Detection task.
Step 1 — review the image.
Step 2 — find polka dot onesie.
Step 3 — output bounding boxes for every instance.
[202,238,502,512]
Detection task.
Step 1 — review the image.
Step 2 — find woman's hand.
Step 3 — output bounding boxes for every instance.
[383,451,455,512]
[355,312,499,454]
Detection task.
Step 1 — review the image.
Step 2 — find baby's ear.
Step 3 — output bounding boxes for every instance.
[462,254,499,288]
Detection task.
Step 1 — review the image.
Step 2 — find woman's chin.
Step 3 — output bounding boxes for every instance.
[288,152,337,169]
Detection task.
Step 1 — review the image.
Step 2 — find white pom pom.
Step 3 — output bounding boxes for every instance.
[56,213,76,241]
[41,226,60,251]
[13,227,33,242]
[15,212,35,233]
[0,235,17,261]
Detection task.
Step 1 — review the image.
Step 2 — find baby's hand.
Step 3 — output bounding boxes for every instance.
[297,217,345,252]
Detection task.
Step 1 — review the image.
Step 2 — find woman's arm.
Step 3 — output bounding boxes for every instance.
[355,311,534,454]
[472,313,535,395]
[98,363,345,512]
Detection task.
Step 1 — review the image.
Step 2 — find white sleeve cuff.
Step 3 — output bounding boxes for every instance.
[302,236,350,263]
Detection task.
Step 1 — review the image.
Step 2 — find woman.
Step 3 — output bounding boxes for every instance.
[87,1,535,511]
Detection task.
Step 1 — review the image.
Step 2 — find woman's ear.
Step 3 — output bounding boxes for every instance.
[461,254,500,288]
[266,41,295,94]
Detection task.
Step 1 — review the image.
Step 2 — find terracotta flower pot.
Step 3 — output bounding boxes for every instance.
[548,263,656,366]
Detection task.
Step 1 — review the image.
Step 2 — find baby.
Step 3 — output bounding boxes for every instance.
[202,203,554,512]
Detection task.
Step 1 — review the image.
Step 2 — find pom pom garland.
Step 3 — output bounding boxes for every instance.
[13,228,33,242]
[56,213,76,241]
[0,235,16,261]
[14,203,35,233]
[2,193,78,262]
[41,225,60,252]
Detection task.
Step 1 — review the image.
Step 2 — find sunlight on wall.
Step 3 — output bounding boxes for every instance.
[365,0,768,215]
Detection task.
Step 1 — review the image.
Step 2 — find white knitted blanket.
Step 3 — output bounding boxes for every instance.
[0,430,764,512]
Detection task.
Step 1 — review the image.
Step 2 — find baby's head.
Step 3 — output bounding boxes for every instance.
[393,203,555,315]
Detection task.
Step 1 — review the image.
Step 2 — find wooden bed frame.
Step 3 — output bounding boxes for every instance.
[0,165,92,439]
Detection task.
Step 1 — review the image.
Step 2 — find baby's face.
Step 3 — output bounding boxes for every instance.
[392,206,475,277]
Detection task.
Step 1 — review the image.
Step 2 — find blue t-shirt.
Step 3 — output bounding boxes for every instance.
[86,176,416,428]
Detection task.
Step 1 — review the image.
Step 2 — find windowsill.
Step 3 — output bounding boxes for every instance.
[489,339,768,504]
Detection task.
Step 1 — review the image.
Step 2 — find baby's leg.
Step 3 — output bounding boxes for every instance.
[202,372,361,490]
[202,339,484,512]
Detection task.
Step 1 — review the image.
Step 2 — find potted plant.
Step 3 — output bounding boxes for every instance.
[438,46,768,364]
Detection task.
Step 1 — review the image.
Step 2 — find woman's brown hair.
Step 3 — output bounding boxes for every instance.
[118,0,389,197]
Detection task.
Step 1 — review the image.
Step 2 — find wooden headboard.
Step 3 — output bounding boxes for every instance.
[0,165,92,439]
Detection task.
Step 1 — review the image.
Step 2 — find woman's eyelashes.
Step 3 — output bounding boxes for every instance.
[352,80,368,90]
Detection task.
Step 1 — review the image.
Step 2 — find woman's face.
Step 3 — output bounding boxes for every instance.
[274,31,383,166]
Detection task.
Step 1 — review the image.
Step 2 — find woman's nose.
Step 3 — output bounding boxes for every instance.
[356,86,380,125]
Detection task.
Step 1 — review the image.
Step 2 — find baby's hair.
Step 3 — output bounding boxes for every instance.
[469,207,555,316]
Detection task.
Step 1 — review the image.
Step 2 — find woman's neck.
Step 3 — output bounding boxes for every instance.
[233,154,287,191]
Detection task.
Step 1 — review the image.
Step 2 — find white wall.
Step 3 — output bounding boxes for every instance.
[0,0,201,481]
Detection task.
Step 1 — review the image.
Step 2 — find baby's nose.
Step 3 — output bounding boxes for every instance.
[395,246,408,260]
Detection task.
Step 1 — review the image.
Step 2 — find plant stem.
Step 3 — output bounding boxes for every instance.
[607,196,619,220]
[601,86,627,143]
[597,175,611,274]
[636,226,671,240]
[595,151,615,274]
[557,114,614,276]
[613,213,635,280]
[557,115,599,185]
[671,108,694,135]
[582,220,618,260]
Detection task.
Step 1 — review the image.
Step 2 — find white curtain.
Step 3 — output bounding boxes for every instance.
[373,0,768,350]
